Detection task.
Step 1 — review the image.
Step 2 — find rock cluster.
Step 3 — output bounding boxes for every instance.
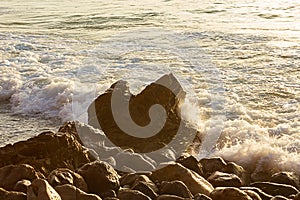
[0,74,299,199]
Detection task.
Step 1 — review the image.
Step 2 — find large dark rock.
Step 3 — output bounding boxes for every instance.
[270,172,299,189]
[250,182,299,197]
[77,160,120,196]
[207,171,242,187]
[150,163,213,196]
[160,180,193,198]
[55,184,102,200]
[0,129,94,175]
[27,179,62,200]
[0,164,43,191]
[176,155,203,176]
[88,74,196,154]
[0,187,26,200]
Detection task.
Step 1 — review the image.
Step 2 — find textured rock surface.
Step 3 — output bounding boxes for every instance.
[132,181,158,199]
[0,187,27,200]
[160,180,193,198]
[47,168,88,192]
[0,164,42,191]
[118,188,151,200]
[151,163,213,195]
[55,184,102,200]
[207,171,242,187]
[77,160,120,196]
[27,179,62,200]
[88,74,197,154]
[270,172,299,189]
[176,155,203,176]
[0,130,94,175]
[210,187,252,200]
[250,182,299,197]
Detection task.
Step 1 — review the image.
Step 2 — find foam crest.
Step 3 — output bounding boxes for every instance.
[0,66,23,101]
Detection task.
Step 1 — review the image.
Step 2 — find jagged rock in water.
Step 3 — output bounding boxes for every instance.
[88,74,197,154]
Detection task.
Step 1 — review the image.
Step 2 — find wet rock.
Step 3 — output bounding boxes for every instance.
[224,162,249,185]
[194,193,212,200]
[199,157,227,178]
[100,190,117,199]
[270,196,289,200]
[88,74,195,154]
[240,187,273,200]
[243,190,262,200]
[209,187,252,200]
[176,155,203,176]
[207,171,242,187]
[120,173,152,187]
[250,182,299,197]
[48,168,88,192]
[77,160,120,196]
[0,164,42,191]
[294,192,300,200]
[157,194,186,200]
[270,172,299,189]
[0,129,94,175]
[13,179,31,193]
[150,163,213,195]
[160,180,193,198]
[55,184,102,200]
[27,179,61,200]
[0,187,26,200]
[132,181,158,199]
[118,188,151,200]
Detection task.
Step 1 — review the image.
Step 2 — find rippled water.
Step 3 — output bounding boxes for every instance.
[0,0,299,174]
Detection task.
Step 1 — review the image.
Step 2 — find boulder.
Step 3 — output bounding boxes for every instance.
[176,155,203,176]
[199,157,227,178]
[150,163,214,195]
[120,173,152,187]
[160,180,193,198]
[77,161,120,196]
[0,164,42,191]
[27,179,61,200]
[0,129,94,175]
[194,193,212,200]
[270,172,299,189]
[240,187,273,200]
[209,187,252,200]
[47,168,88,192]
[55,184,102,200]
[156,194,186,200]
[13,179,31,193]
[118,188,151,200]
[250,182,299,197]
[207,171,242,187]
[132,181,158,199]
[88,74,195,154]
[0,187,26,200]
[270,196,289,200]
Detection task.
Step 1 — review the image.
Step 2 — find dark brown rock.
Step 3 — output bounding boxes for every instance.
[194,193,212,200]
[0,164,42,191]
[199,157,227,178]
[294,192,300,200]
[177,155,203,176]
[77,160,120,196]
[0,129,94,175]
[207,171,242,187]
[27,179,62,200]
[118,188,151,200]
[270,172,299,189]
[160,180,193,198]
[120,173,152,187]
[224,161,249,185]
[88,74,193,154]
[250,182,299,197]
[244,190,262,200]
[47,168,88,192]
[55,184,102,200]
[150,163,213,195]
[240,187,273,200]
[156,194,186,200]
[132,181,158,199]
[209,187,252,200]
[13,179,31,193]
[270,196,289,200]
[0,187,26,200]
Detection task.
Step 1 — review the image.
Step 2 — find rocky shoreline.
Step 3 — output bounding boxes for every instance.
[0,122,299,200]
[0,74,299,199]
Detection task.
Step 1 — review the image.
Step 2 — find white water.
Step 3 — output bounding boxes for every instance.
[0,0,299,175]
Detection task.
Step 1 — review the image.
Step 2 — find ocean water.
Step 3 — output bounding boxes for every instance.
[0,0,299,175]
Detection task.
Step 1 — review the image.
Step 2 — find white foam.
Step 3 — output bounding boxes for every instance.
[0,66,23,101]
